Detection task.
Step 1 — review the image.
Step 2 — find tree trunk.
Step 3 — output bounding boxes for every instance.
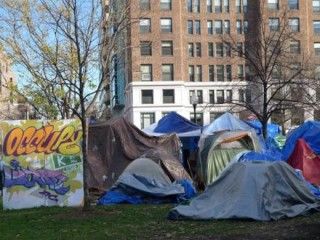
[262,120,268,140]
[81,117,91,211]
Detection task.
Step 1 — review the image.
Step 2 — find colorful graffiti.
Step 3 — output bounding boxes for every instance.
[1,119,84,210]
[4,160,70,195]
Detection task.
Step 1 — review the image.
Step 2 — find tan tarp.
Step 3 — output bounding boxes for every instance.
[87,117,191,191]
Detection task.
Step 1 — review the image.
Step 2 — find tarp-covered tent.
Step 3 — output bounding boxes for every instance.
[288,139,320,186]
[98,158,196,205]
[201,112,252,136]
[282,121,320,160]
[87,117,191,191]
[198,130,260,186]
[143,112,202,151]
[245,120,281,139]
[169,161,320,221]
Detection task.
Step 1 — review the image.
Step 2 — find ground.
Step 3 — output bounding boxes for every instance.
[1,203,320,240]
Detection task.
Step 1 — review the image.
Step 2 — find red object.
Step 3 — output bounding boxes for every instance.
[288,139,320,186]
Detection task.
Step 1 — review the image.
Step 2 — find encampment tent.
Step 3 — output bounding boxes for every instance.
[197,130,260,186]
[143,112,202,151]
[87,117,191,191]
[169,161,320,221]
[98,158,195,205]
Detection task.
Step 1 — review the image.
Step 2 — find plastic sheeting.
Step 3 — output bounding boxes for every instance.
[245,120,281,139]
[87,117,191,191]
[288,139,320,186]
[202,112,253,136]
[98,158,196,205]
[169,161,320,221]
[282,121,320,160]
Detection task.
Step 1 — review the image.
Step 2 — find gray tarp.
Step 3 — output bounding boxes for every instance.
[169,161,320,221]
[115,158,185,197]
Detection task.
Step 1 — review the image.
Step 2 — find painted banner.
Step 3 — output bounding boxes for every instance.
[1,119,84,209]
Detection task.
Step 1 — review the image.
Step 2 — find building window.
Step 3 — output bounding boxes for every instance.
[141,64,152,81]
[209,90,215,104]
[207,0,213,12]
[189,90,203,104]
[188,20,193,34]
[226,65,232,81]
[289,18,299,32]
[187,0,192,12]
[237,20,242,34]
[269,18,280,31]
[226,90,232,103]
[215,0,222,13]
[224,0,230,12]
[140,18,151,33]
[217,65,224,81]
[209,65,215,81]
[238,65,244,80]
[188,43,194,57]
[239,89,246,102]
[195,42,201,57]
[225,43,231,57]
[163,89,175,103]
[162,64,174,80]
[160,0,172,10]
[215,20,222,34]
[224,20,230,34]
[141,90,153,104]
[190,113,203,126]
[161,18,172,32]
[237,42,243,57]
[194,0,200,12]
[268,0,279,10]
[140,41,152,56]
[207,20,213,34]
[195,65,202,82]
[314,21,320,34]
[244,20,248,33]
[216,90,224,104]
[314,0,320,12]
[208,42,214,57]
[141,112,155,129]
[162,41,173,55]
[216,43,224,57]
[243,0,248,12]
[315,43,320,56]
[210,112,223,122]
[236,0,241,13]
[140,0,150,10]
[288,0,299,10]
[195,20,201,34]
[290,40,300,54]
[189,65,195,81]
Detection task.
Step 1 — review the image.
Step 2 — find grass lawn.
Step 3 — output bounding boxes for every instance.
[1,199,320,240]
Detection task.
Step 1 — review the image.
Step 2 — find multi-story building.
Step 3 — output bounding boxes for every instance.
[102,0,319,130]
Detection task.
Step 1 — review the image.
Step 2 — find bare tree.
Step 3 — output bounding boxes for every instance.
[220,1,313,138]
[0,0,135,209]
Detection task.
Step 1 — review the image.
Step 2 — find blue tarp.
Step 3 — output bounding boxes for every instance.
[154,112,201,133]
[245,120,281,139]
[282,121,320,160]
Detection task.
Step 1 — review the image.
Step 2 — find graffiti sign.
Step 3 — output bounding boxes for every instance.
[1,120,84,209]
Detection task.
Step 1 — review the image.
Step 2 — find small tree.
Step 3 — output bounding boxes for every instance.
[221,2,313,138]
[0,0,132,209]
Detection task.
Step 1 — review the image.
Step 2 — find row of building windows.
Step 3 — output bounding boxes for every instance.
[140,89,248,105]
[139,0,320,14]
[139,18,303,34]
[140,64,249,82]
[140,40,301,58]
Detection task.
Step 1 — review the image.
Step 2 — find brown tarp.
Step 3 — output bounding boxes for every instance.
[87,117,191,191]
